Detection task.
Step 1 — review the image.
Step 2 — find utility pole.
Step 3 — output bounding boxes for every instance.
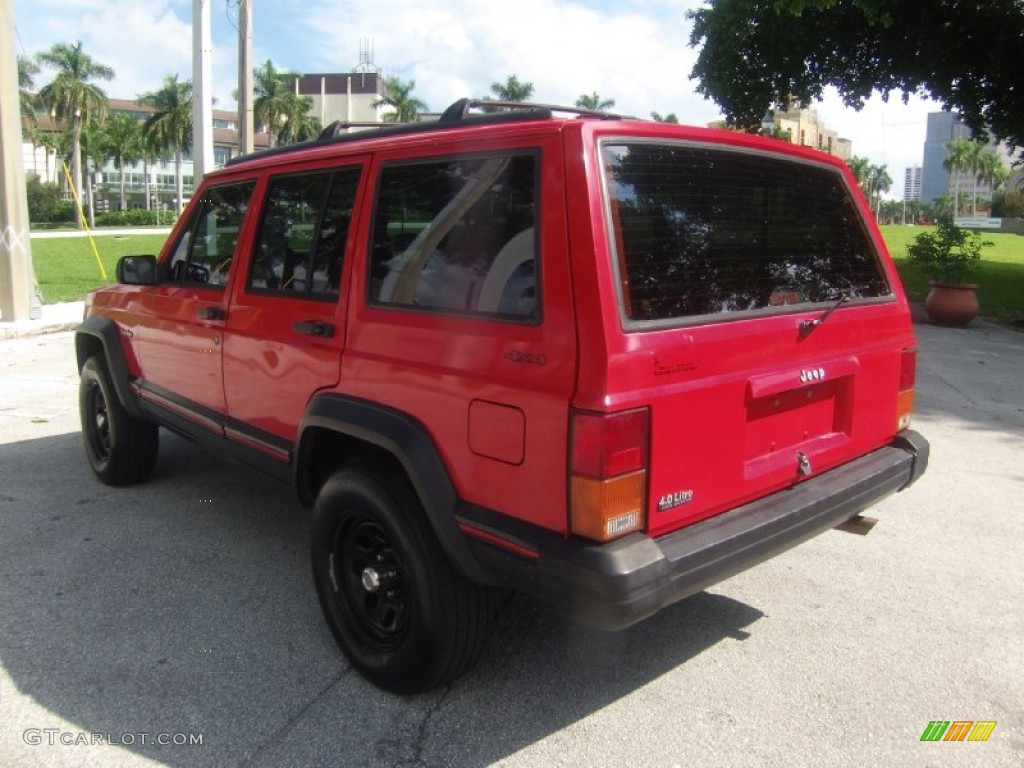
[238,0,254,155]
[192,0,214,185]
[0,0,36,322]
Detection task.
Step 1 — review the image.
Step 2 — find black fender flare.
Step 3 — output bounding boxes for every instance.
[75,315,147,420]
[297,395,490,584]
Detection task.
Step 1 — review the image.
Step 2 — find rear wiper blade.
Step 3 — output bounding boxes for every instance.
[799,294,850,338]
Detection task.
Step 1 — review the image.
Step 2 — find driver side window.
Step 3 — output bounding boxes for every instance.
[167,181,256,287]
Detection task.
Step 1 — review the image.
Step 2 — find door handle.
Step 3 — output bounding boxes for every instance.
[293,321,335,338]
[196,306,226,320]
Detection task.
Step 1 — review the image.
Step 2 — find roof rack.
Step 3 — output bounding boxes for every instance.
[225,98,625,168]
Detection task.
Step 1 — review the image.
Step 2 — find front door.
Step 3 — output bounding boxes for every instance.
[134,179,257,421]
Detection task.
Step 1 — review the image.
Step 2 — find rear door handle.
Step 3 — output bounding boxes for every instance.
[196,306,226,320]
[293,321,335,338]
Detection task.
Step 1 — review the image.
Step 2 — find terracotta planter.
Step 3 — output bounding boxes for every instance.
[924,282,980,327]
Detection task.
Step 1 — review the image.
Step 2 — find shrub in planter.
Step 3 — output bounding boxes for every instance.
[906,217,992,326]
[906,217,989,285]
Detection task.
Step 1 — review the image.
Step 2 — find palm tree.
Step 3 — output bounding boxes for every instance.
[253,60,296,148]
[374,76,427,123]
[943,137,976,218]
[489,75,534,102]
[18,55,40,124]
[866,164,892,219]
[650,112,679,123]
[79,122,110,227]
[976,151,1010,215]
[846,156,871,187]
[103,112,145,211]
[277,94,321,145]
[34,129,65,188]
[575,92,615,112]
[37,41,114,229]
[138,75,193,213]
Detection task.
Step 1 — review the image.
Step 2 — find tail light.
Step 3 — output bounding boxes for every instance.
[897,347,917,431]
[570,408,649,542]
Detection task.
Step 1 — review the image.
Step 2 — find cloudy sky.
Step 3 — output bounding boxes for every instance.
[14,0,940,196]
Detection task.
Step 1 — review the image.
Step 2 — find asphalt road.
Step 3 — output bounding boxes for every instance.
[1,318,1021,767]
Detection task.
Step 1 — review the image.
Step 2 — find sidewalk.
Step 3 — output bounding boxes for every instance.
[0,301,84,340]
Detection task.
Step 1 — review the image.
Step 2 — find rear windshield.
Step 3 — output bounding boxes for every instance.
[601,141,891,326]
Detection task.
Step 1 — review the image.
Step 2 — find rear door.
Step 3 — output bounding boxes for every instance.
[221,159,367,455]
[594,136,915,537]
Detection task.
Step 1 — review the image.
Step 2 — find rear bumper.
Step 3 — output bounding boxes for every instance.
[463,430,929,630]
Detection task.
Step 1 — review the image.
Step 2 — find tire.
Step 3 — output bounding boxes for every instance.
[79,355,159,485]
[311,463,493,694]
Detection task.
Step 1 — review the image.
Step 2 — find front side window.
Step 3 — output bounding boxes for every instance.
[167,181,255,287]
[368,152,538,321]
[601,142,891,326]
[249,167,361,298]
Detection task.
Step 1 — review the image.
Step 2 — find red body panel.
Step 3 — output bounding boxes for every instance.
[85,113,916,542]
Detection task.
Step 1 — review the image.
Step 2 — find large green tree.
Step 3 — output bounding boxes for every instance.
[37,41,114,229]
[254,59,298,147]
[103,112,145,211]
[18,55,39,124]
[687,1,1024,147]
[942,138,979,217]
[575,92,615,112]
[277,94,321,145]
[374,77,427,123]
[139,75,193,213]
[489,74,535,102]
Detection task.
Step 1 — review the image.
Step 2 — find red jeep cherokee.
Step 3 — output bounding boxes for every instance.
[76,99,928,693]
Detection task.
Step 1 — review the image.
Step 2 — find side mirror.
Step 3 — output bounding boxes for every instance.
[116,255,158,285]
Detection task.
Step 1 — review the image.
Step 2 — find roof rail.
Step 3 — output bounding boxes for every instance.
[225,98,623,168]
[441,98,629,121]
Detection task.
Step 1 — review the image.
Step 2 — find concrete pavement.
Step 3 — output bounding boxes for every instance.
[0,301,84,340]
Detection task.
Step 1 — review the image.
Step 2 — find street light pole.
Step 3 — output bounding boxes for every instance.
[238,0,254,156]
[193,0,214,185]
[0,0,37,322]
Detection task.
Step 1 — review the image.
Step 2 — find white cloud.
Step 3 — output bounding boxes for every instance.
[294,0,714,122]
[817,88,937,195]
[14,0,934,188]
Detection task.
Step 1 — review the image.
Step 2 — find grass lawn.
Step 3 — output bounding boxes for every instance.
[880,224,1024,326]
[30,226,1024,327]
[32,233,170,304]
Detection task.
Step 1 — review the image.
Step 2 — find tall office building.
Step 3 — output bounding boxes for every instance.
[904,166,922,201]
[920,112,974,205]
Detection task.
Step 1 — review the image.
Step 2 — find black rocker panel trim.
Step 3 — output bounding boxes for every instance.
[135,382,293,484]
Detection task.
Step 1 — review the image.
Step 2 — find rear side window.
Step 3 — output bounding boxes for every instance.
[368,152,538,321]
[249,167,362,298]
[167,181,255,287]
[601,142,891,326]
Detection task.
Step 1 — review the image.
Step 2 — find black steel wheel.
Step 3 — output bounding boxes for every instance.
[311,463,493,694]
[79,356,159,485]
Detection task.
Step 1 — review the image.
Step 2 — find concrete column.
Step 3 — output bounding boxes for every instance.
[0,0,35,322]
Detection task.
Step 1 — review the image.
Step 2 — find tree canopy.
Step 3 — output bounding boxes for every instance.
[37,41,114,228]
[687,0,1024,147]
[374,77,427,123]
[489,74,535,102]
[575,92,615,112]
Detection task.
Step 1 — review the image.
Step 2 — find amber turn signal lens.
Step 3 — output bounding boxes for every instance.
[897,389,914,431]
[570,470,645,542]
